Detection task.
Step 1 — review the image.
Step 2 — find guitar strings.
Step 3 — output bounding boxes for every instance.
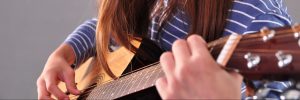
[68,83,98,99]
[67,62,161,99]
[79,64,159,96]
[71,67,162,99]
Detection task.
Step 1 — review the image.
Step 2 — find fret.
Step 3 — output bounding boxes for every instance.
[113,73,132,97]
[88,76,124,99]
[105,84,114,99]
[91,83,106,98]
[87,63,164,99]
[150,64,162,86]
[110,79,125,99]
[112,76,128,98]
[139,65,156,90]
[115,70,140,98]
[155,65,165,83]
[108,78,123,99]
[98,83,108,99]
[134,65,157,92]
[140,65,157,88]
[118,65,160,97]
[89,80,112,99]
[120,70,138,96]
[131,67,148,93]
[102,80,116,99]
[99,82,111,97]
[126,69,142,95]
[118,73,135,97]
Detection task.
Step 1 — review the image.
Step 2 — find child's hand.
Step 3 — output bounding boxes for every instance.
[156,35,243,99]
[37,44,80,100]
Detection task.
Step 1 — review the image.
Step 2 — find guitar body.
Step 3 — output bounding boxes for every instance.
[58,38,164,99]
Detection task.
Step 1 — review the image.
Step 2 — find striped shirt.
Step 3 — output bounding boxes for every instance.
[64,0,293,99]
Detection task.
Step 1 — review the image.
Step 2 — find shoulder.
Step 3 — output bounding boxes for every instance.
[73,18,98,35]
[231,0,291,24]
[85,18,98,23]
[224,0,292,35]
[232,0,288,16]
[81,18,98,30]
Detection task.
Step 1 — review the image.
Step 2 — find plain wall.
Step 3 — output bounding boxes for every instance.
[0,0,97,99]
[0,0,299,99]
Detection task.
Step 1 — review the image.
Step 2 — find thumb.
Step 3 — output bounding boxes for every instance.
[63,70,80,95]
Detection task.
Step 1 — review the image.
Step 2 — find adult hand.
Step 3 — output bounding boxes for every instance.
[36,44,80,100]
[156,35,243,99]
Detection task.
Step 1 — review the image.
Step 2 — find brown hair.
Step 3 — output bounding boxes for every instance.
[95,0,233,78]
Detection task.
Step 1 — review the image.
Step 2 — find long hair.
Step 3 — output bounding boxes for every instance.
[95,0,233,78]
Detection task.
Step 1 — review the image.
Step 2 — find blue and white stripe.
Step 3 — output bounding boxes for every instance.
[64,0,292,99]
[64,18,97,67]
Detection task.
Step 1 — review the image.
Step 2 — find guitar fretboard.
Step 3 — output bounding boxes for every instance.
[87,63,164,99]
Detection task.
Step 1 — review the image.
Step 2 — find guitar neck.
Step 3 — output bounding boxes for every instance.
[87,63,163,99]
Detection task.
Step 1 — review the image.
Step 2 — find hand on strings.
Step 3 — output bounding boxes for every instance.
[156,35,243,99]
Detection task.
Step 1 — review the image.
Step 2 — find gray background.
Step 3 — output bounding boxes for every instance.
[0,0,299,99]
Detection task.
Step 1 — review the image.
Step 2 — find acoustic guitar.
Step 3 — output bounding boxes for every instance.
[57,24,300,99]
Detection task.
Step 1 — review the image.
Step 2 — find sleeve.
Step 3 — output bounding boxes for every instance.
[245,13,291,33]
[64,18,97,68]
[244,13,293,98]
